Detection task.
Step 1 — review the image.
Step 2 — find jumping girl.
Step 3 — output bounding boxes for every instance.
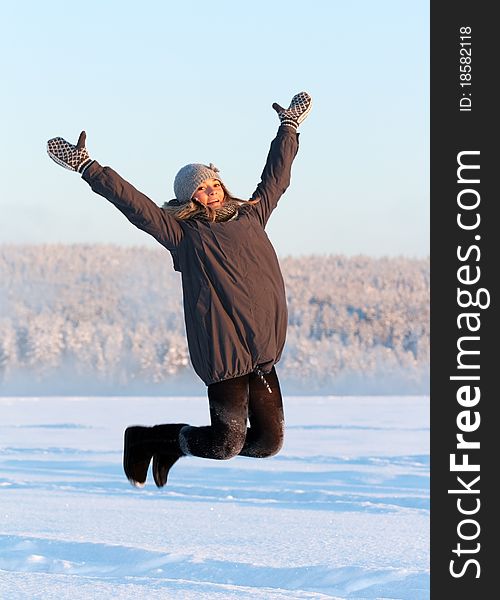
[47,91,312,488]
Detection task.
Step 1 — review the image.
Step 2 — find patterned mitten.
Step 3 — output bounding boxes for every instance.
[272,92,312,130]
[47,131,93,174]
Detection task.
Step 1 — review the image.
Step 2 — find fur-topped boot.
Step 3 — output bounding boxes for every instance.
[123,424,187,488]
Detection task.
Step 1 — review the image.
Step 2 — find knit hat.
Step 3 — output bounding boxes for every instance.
[173,162,223,203]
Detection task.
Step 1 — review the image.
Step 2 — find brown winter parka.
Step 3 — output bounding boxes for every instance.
[82,126,299,385]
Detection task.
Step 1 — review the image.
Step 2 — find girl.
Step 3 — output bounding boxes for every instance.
[47,91,312,488]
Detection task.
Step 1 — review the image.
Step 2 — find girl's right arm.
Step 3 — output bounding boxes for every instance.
[82,161,183,250]
[47,132,183,251]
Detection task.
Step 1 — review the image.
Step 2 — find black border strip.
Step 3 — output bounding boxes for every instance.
[431,2,497,596]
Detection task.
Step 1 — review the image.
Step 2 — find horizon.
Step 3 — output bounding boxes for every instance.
[0,240,430,260]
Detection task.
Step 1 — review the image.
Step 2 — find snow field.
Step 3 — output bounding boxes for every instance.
[0,396,429,599]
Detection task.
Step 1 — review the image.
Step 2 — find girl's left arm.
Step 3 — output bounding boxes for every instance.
[249,92,311,227]
[249,125,300,228]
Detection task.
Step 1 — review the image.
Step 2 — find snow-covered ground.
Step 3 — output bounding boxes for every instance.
[0,395,429,599]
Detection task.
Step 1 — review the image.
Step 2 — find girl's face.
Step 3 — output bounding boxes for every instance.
[192,178,225,209]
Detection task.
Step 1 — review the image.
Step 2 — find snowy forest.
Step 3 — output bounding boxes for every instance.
[0,245,429,395]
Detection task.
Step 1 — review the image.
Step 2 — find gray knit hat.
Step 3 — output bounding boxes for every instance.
[173,162,223,203]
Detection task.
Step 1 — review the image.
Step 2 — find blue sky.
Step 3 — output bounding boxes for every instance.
[0,0,429,257]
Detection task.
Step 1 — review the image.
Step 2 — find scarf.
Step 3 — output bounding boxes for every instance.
[163,198,260,223]
[197,199,241,223]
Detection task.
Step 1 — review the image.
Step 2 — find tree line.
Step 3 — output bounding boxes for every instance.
[0,245,429,394]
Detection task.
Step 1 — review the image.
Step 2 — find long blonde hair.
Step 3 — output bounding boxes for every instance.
[162,182,259,222]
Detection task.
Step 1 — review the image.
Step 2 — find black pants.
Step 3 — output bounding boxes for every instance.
[179,367,284,459]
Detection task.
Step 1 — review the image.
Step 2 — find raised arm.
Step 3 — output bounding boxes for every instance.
[250,92,311,227]
[47,132,183,251]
